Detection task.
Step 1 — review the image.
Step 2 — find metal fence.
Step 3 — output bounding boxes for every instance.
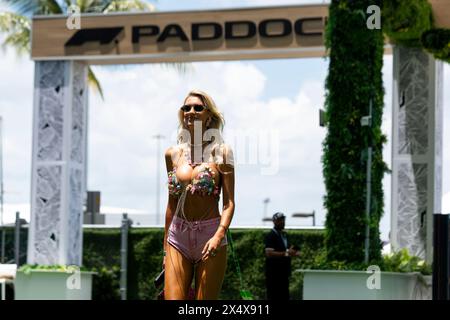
[0,212,26,265]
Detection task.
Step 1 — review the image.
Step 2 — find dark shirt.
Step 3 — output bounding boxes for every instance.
[264,228,291,277]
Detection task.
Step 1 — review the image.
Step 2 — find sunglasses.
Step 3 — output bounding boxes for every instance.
[181,104,206,112]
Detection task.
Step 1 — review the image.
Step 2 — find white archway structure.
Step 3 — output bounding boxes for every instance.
[27,3,447,265]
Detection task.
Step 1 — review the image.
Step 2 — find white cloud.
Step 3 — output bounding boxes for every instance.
[0,45,34,218]
[83,59,330,227]
[0,46,396,236]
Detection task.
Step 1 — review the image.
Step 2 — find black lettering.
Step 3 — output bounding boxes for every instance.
[294,17,323,36]
[259,19,292,38]
[192,22,222,41]
[225,21,256,40]
[65,27,123,46]
[132,25,160,43]
[157,24,189,42]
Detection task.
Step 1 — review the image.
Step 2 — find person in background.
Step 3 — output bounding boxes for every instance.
[264,212,299,300]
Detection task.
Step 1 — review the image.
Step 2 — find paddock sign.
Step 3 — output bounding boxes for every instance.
[31,5,328,65]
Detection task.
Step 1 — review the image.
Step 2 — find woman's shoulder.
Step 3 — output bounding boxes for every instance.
[165,146,175,161]
[165,144,186,154]
[165,145,183,165]
[213,143,234,168]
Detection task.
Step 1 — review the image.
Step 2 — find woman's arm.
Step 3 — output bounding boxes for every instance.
[163,147,178,256]
[214,145,235,240]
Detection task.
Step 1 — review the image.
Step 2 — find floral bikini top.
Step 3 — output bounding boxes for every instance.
[168,143,228,199]
[168,164,220,198]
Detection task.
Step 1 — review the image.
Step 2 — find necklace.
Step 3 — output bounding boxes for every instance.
[183,148,203,167]
[188,141,210,147]
[187,154,203,167]
[182,141,213,166]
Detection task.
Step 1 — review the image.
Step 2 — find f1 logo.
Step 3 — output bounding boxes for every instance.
[65,27,124,46]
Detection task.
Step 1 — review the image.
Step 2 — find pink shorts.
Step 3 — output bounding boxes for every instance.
[167,215,228,264]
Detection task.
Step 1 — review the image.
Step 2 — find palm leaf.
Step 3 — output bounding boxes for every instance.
[160,62,192,74]
[0,11,30,54]
[75,0,105,13]
[42,0,64,14]
[0,0,189,102]
[88,66,104,100]
[2,0,63,15]
[1,0,38,15]
[102,0,155,13]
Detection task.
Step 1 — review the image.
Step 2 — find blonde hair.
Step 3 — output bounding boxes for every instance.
[177,89,225,134]
[176,90,234,170]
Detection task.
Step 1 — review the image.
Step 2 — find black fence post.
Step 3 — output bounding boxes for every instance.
[120,213,130,300]
[14,212,21,266]
[433,213,450,300]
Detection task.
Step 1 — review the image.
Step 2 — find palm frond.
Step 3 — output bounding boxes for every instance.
[42,0,64,14]
[2,0,64,15]
[1,0,38,16]
[0,11,31,55]
[2,29,29,54]
[0,0,179,103]
[160,62,191,75]
[75,0,101,13]
[102,0,155,13]
[88,66,105,101]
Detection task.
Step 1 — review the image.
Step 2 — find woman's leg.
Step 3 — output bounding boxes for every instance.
[164,243,194,300]
[194,245,227,300]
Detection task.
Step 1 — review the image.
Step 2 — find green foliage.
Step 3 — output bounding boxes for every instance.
[323,0,386,263]
[382,0,450,64]
[90,265,121,300]
[18,264,90,275]
[0,227,28,265]
[421,28,450,63]
[382,248,432,275]
[311,249,380,272]
[288,231,327,299]
[127,228,166,300]
[83,228,127,300]
[309,247,431,276]
[382,0,433,47]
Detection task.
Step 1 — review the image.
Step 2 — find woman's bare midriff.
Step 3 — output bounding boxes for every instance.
[182,195,221,221]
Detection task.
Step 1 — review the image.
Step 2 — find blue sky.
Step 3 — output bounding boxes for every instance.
[1,0,450,244]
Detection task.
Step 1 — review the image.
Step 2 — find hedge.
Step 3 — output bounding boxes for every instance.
[82,227,325,300]
[4,224,431,300]
[3,226,325,299]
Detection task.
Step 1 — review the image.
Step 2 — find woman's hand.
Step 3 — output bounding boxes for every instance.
[201,235,223,261]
